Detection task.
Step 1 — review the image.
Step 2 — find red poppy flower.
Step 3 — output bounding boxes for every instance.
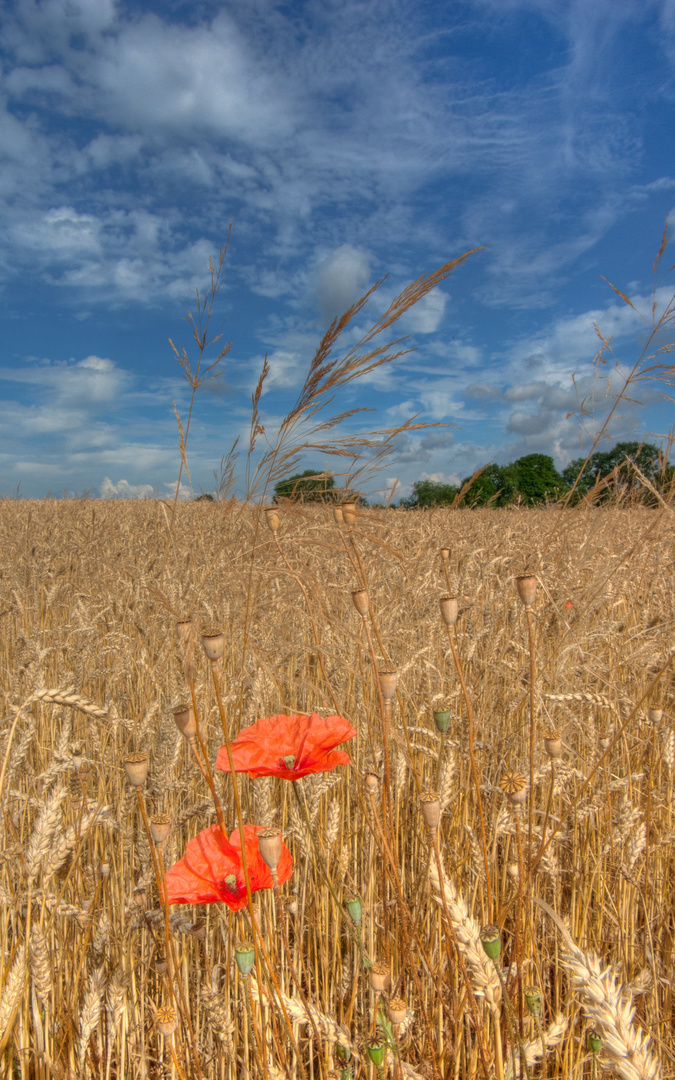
[165,824,292,909]
[216,712,357,780]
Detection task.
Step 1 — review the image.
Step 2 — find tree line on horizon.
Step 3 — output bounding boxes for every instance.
[270,442,673,508]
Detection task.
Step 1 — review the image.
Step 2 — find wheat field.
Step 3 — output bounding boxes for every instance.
[1,497,674,1080]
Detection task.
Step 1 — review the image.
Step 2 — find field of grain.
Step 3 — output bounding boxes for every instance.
[1,498,673,1080]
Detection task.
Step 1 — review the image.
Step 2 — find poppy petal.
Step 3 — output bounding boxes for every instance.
[165,824,239,906]
[216,713,356,779]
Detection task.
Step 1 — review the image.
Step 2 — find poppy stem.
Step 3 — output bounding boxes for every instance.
[135,789,201,1077]
[210,664,308,1080]
[443,622,492,919]
[291,781,372,968]
[188,675,227,833]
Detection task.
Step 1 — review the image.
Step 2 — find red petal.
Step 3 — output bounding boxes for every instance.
[217,713,356,778]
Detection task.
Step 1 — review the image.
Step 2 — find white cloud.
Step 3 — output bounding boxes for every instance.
[315,245,372,325]
[100,477,155,499]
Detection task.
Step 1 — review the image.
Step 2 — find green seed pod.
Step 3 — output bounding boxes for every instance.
[345,895,363,926]
[335,1042,352,1064]
[588,1030,602,1054]
[235,944,255,977]
[524,985,542,1016]
[433,708,451,734]
[366,1039,385,1067]
[480,923,502,960]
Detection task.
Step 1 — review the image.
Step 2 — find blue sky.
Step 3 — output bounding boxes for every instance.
[1,0,675,501]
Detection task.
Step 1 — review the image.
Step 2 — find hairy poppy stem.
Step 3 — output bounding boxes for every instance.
[210,665,307,1080]
[443,622,492,918]
[136,789,200,1077]
[188,675,227,833]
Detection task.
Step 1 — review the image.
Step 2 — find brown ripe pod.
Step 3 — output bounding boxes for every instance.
[440,547,450,561]
[439,595,459,627]
[333,505,344,524]
[258,827,282,873]
[648,707,663,724]
[124,752,149,788]
[70,745,84,770]
[516,574,537,607]
[351,588,369,618]
[378,669,398,701]
[201,630,225,662]
[150,813,171,846]
[264,507,280,534]
[543,731,563,759]
[156,1005,177,1037]
[499,770,528,808]
[133,886,147,909]
[419,791,442,831]
[388,997,407,1025]
[369,960,390,992]
[341,501,357,525]
[172,704,197,740]
[598,734,612,752]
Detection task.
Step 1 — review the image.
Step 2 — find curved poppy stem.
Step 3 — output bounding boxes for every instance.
[210,664,307,1080]
[188,674,226,833]
[136,790,200,1077]
[444,622,492,919]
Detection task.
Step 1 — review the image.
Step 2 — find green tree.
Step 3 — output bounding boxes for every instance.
[459,464,507,506]
[562,442,660,501]
[400,479,459,508]
[501,454,567,505]
[273,469,336,502]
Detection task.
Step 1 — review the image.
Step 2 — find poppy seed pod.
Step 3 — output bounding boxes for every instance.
[439,595,459,627]
[76,765,91,794]
[499,770,528,808]
[176,619,194,649]
[201,630,225,663]
[524,985,542,1017]
[433,708,451,734]
[258,827,282,874]
[648,707,663,724]
[388,997,407,1025]
[124,752,149,787]
[150,813,171,847]
[480,923,502,960]
[235,943,256,977]
[100,861,110,877]
[370,961,390,992]
[264,507,280,534]
[516,574,537,607]
[351,588,369,618]
[543,731,563,759]
[367,1040,386,1067]
[587,1030,602,1055]
[598,734,611,752]
[156,1005,177,1037]
[133,886,147,909]
[336,1042,351,1064]
[70,745,84,770]
[440,547,450,561]
[419,791,442,831]
[345,895,363,925]
[364,772,380,794]
[172,704,197,740]
[333,505,344,524]
[378,669,398,701]
[155,956,169,975]
[341,500,357,525]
